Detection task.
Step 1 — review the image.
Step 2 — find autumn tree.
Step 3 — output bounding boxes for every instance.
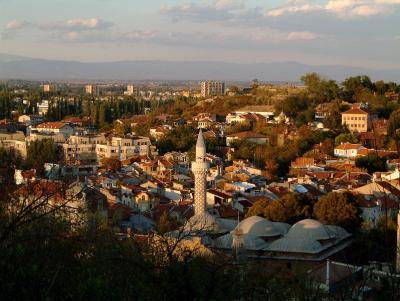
[313,192,360,230]
[245,198,271,218]
[101,157,122,172]
[264,193,312,224]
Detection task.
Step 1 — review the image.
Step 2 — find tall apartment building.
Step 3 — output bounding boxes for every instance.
[126,84,135,96]
[43,84,51,92]
[200,81,225,97]
[85,84,98,95]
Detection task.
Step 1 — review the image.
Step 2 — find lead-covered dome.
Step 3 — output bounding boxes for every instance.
[266,237,323,254]
[234,216,287,237]
[285,219,331,240]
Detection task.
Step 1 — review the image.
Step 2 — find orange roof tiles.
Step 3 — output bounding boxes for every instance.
[342,108,369,115]
[37,122,67,129]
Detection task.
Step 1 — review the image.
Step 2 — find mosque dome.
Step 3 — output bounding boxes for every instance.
[285,219,348,240]
[266,237,323,254]
[185,212,225,233]
[234,216,288,237]
[213,233,269,251]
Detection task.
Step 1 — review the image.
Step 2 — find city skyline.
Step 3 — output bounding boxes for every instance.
[1,0,400,69]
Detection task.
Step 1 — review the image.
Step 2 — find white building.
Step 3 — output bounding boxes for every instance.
[334,143,366,158]
[37,100,49,115]
[32,122,74,139]
[18,114,44,126]
[63,134,157,164]
[200,81,225,97]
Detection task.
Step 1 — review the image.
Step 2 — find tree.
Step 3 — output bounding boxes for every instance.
[157,211,179,234]
[335,132,358,145]
[27,139,57,176]
[388,109,400,136]
[245,198,271,218]
[313,192,360,230]
[342,75,373,101]
[264,193,312,223]
[101,158,121,172]
[356,153,387,174]
[301,72,339,103]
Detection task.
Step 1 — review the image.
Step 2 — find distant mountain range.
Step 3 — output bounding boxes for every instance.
[1,53,399,82]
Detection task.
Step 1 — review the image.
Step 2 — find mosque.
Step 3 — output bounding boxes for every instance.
[181,130,353,262]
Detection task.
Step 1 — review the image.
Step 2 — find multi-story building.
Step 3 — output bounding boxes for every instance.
[200,81,225,97]
[43,84,51,92]
[63,134,157,164]
[0,131,27,158]
[126,84,135,96]
[37,100,49,115]
[341,106,371,133]
[85,84,98,95]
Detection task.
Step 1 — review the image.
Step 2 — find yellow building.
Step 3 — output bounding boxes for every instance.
[341,107,370,132]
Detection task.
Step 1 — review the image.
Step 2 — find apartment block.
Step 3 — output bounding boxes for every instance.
[200,81,225,97]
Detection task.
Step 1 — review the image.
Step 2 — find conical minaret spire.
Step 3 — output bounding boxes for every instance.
[192,130,209,216]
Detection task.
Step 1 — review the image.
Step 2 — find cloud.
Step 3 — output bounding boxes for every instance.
[266,0,399,18]
[286,31,319,40]
[161,0,244,22]
[39,18,113,32]
[266,3,322,17]
[6,20,29,30]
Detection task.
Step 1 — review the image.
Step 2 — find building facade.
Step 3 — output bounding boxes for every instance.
[341,108,371,132]
[200,81,225,97]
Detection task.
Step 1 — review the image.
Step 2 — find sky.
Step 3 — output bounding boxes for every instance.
[0,0,400,68]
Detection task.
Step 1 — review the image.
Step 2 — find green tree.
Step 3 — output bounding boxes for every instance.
[301,72,339,103]
[356,153,387,174]
[342,75,373,101]
[27,139,57,176]
[387,109,400,136]
[335,132,358,145]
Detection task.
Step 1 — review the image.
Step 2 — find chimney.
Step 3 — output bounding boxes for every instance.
[326,260,331,287]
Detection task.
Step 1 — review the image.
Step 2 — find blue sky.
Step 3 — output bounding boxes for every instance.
[1,0,399,68]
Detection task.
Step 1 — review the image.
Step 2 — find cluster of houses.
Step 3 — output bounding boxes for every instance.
[1,98,399,234]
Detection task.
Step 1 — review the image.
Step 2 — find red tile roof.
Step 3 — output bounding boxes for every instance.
[37,122,67,129]
[342,108,369,115]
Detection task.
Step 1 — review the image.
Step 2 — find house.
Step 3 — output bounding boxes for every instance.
[32,122,74,139]
[291,157,316,169]
[207,189,233,206]
[234,105,275,120]
[62,117,83,127]
[193,113,217,129]
[18,114,44,126]
[334,143,366,158]
[315,103,330,120]
[149,125,172,140]
[226,131,268,146]
[14,169,36,185]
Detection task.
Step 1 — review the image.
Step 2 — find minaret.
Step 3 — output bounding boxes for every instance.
[192,130,209,216]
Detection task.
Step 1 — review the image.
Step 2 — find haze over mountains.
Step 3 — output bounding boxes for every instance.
[1,53,399,82]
